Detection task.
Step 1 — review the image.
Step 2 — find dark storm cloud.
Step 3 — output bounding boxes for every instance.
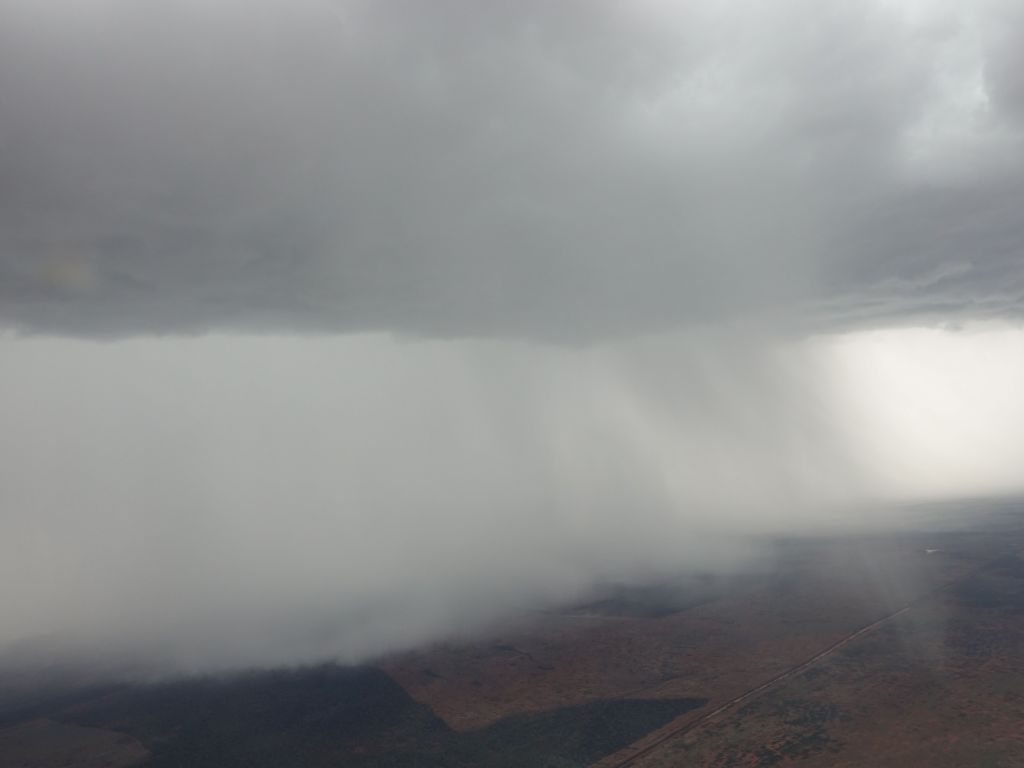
[1,0,1021,340]
[3,0,1024,675]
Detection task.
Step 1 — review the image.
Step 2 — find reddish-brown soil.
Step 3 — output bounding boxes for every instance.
[381,518,1024,767]
[625,550,1024,767]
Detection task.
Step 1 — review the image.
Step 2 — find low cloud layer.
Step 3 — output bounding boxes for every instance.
[1,0,1023,339]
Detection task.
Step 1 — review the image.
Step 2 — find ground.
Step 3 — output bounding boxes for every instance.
[1,499,1022,767]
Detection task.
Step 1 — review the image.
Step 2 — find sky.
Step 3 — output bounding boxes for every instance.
[0,0,1023,670]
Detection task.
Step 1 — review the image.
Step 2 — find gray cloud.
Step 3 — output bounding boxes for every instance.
[3,1,1024,674]
[1,0,1021,340]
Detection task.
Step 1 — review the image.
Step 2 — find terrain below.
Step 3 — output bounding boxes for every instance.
[2,500,1023,767]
